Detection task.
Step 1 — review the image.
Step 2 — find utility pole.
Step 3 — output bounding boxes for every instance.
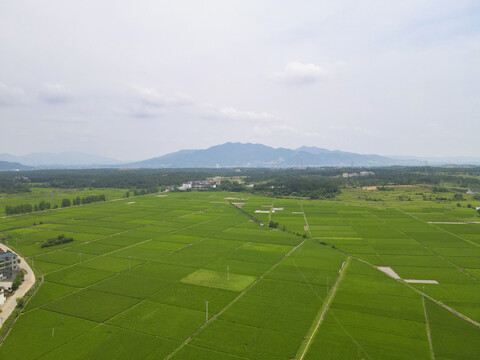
[227,266,230,282]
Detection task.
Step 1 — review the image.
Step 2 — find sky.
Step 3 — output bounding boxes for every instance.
[1,0,480,161]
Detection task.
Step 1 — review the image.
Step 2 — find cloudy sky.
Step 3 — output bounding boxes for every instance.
[1,1,479,161]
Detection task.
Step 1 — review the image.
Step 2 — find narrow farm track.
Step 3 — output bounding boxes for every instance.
[0,243,36,330]
[267,197,276,224]
[299,200,312,238]
[422,294,435,360]
[21,214,241,316]
[395,207,480,248]
[346,253,480,329]
[41,213,219,276]
[163,239,307,360]
[17,217,254,358]
[374,210,479,282]
[31,206,215,262]
[295,257,351,360]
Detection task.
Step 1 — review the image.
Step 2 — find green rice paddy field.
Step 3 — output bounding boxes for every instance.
[0,190,479,359]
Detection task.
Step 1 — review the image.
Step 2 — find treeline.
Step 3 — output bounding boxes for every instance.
[72,194,106,205]
[0,182,30,194]
[1,166,480,195]
[5,203,36,215]
[0,169,222,189]
[252,177,340,199]
[131,187,159,196]
[4,194,106,215]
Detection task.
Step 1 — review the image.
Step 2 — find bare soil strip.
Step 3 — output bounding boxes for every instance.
[405,279,439,284]
[295,257,351,360]
[378,266,401,280]
[299,201,312,238]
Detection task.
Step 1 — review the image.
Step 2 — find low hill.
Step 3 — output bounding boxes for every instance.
[0,161,33,171]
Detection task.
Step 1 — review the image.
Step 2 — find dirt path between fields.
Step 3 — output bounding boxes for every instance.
[299,201,312,238]
[422,294,435,360]
[0,244,35,329]
[395,207,480,249]
[267,197,276,224]
[163,239,307,360]
[295,257,351,360]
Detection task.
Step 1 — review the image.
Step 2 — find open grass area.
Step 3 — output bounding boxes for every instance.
[0,188,479,359]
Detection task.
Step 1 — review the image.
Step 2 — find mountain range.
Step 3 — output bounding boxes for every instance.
[128,143,396,168]
[1,143,480,170]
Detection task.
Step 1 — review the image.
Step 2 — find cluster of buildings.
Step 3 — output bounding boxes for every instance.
[179,180,220,190]
[342,171,375,178]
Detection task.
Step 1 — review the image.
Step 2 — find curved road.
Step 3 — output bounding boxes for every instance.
[0,244,35,328]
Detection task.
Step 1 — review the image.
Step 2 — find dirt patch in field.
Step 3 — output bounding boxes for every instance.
[404,279,439,284]
[378,266,401,280]
[362,185,415,191]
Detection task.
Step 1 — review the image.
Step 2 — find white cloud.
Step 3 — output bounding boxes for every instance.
[39,83,73,104]
[199,103,276,122]
[131,85,193,107]
[120,85,277,122]
[253,124,320,138]
[118,85,195,118]
[271,62,329,85]
[0,82,26,106]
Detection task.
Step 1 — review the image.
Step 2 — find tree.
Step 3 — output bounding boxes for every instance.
[61,198,71,207]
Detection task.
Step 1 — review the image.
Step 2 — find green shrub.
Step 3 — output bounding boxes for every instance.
[41,234,74,248]
[12,270,25,291]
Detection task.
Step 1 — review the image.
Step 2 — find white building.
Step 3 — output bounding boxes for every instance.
[179,182,193,190]
[0,288,5,306]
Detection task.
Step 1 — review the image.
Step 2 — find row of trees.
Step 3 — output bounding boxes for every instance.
[5,194,106,215]
[72,194,106,205]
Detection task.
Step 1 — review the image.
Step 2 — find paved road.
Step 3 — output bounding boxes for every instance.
[0,244,35,328]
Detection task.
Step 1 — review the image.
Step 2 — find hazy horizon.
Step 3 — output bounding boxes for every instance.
[1,1,479,160]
